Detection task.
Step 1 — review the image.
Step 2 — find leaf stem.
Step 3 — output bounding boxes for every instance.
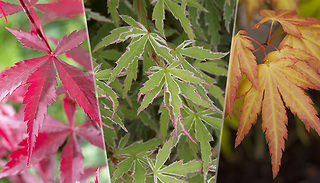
[242,35,269,63]
[136,0,150,32]
[267,20,275,44]
[18,0,52,53]
[269,31,285,43]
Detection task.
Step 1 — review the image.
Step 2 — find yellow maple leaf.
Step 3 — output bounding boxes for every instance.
[235,49,320,178]
[225,30,259,118]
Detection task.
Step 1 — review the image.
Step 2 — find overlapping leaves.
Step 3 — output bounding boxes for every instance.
[93,11,227,181]
[226,9,320,178]
[0,95,104,182]
[95,15,225,140]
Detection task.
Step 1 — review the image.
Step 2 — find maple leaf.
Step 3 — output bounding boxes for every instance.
[279,25,320,73]
[148,136,202,182]
[252,9,320,38]
[36,0,83,21]
[0,28,99,165]
[225,30,259,118]
[235,49,320,178]
[0,95,104,183]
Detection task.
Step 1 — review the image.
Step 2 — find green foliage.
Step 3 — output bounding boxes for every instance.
[86,0,236,181]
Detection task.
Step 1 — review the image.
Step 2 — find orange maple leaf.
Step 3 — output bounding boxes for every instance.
[279,25,320,73]
[235,48,320,178]
[252,9,320,38]
[225,30,259,118]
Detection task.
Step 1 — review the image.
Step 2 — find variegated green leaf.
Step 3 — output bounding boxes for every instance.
[156,173,186,183]
[164,0,195,40]
[99,97,127,132]
[165,72,182,131]
[198,112,222,129]
[95,69,112,80]
[138,78,165,114]
[152,0,165,36]
[177,46,227,60]
[118,27,148,40]
[193,60,228,75]
[132,160,146,183]
[93,26,131,52]
[159,160,202,176]
[120,15,144,28]
[195,118,213,180]
[139,69,165,96]
[189,7,206,40]
[123,57,138,97]
[109,34,148,82]
[112,156,135,181]
[97,80,119,119]
[159,107,170,141]
[107,0,120,27]
[149,34,175,63]
[116,138,161,155]
[176,80,213,109]
[169,68,205,84]
[153,137,174,171]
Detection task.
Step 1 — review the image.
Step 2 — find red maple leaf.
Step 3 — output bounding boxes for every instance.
[0,95,104,182]
[0,27,100,165]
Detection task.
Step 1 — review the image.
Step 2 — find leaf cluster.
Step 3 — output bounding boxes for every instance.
[87,0,235,182]
[225,9,320,178]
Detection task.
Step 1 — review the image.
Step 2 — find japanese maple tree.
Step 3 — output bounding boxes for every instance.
[0,0,104,182]
[224,9,320,178]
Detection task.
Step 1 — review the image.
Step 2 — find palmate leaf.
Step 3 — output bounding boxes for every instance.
[183,105,219,181]
[0,28,100,165]
[225,30,259,118]
[150,136,202,182]
[235,50,320,178]
[138,60,214,142]
[111,138,160,181]
[252,9,320,38]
